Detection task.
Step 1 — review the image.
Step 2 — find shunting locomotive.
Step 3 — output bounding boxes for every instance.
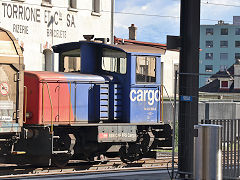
[0,28,171,166]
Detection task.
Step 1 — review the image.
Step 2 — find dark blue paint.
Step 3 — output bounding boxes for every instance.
[54,41,163,124]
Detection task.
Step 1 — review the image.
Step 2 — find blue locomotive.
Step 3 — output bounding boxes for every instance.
[0,27,171,166]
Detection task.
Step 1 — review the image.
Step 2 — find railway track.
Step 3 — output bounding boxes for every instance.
[0,153,178,179]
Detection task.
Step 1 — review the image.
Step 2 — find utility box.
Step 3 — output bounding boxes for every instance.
[194,124,222,180]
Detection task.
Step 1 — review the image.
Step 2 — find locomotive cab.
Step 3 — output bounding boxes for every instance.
[53,41,163,124]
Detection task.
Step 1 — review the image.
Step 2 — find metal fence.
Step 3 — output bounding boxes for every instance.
[201,119,240,179]
[168,71,240,179]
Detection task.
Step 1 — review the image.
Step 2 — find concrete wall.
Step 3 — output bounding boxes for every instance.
[0,0,113,71]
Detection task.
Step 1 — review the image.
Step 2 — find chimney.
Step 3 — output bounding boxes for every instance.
[128,24,137,40]
[234,59,240,89]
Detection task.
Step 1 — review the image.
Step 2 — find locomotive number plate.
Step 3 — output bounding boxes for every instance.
[98,125,137,142]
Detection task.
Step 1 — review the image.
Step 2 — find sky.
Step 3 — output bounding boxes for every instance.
[114,0,240,44]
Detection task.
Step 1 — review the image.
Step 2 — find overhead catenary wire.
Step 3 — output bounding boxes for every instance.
[0,0,237,23]
[202,1,240,8]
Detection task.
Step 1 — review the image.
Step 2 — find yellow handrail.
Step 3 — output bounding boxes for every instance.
[161,84,164,123]
[45,82,53,134]
[42,83,44,123]
[69,82,71,125]
[24,86,27,123]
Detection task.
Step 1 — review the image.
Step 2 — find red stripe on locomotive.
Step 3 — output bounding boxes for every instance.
[24,71,74,125]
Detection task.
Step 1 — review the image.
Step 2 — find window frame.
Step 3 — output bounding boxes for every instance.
[220,41,228,48]
[205,65,213,72]
[220,53,228,60]
[221,28,228,35]
[220,80,229,89]
[206,41,213,48]
[236,28,240,35]
[101,57,127,75]
[235,53,240,60]
[206,28,213,35]
[205,53,213,60]
[63,56,81,72]
[235,41,240,48]
[68,0,78,11]
[135,56,157,84]
[41,0,52,7]
[92,0,101,16]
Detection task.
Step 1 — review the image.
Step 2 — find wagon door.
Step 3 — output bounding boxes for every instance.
[0,28,23,133]
[0,65,21,132]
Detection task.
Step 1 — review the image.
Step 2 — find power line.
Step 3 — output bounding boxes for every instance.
[114,11,179,19]
[202,1,240,8]
[113,11,231,23]
[0,0,235,23]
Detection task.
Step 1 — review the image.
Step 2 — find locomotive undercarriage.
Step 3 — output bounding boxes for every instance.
[3,124,171,167]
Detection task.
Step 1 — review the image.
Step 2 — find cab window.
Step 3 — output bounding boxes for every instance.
[61,49,81,72]
[136,56,156,83]
[102,48,127,74]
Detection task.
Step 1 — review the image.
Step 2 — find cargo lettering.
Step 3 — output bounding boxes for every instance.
[130,89,161,105]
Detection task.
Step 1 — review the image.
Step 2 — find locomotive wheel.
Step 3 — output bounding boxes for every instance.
[119,144,143,163]
[52,133,76,167]
[52,153,71,168]
[119,131,154,163]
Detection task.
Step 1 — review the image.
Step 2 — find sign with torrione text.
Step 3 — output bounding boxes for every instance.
[1,3,76,39]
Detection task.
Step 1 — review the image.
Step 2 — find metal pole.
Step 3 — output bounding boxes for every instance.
[110,0,114,44]
[178,0,201,178]
[172,70,178,178]
[193,125,222,180]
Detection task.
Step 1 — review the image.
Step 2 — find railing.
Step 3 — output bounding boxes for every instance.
[201,119,240,179]
[42,82,53,134]
[40,80,108,126]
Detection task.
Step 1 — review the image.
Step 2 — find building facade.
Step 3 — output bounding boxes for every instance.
[0,0,114,71]
[199,17,240,87]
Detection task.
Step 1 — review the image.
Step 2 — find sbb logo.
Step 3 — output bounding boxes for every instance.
[129,89,161,105]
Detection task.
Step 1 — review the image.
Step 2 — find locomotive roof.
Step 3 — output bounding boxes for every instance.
[25,71,107,82]
[52,41,126,54]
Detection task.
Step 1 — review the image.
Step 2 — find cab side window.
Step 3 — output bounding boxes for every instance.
[59,49,81,72]
[136,56,156,83]
[102,57,126,74]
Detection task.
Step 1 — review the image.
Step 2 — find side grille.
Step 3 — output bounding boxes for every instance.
[114,84,123,120]
[100,84,109,120]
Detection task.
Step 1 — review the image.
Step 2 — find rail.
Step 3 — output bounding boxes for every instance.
[0,155,177,178]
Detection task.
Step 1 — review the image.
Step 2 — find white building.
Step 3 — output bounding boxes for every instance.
[0,0,114,71]
[161,50,179,98]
